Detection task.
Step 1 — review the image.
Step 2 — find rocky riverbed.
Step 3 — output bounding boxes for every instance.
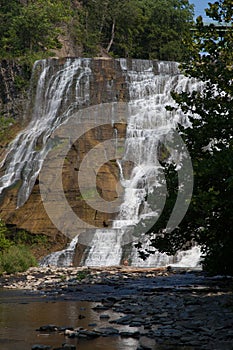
[1,266,233,350]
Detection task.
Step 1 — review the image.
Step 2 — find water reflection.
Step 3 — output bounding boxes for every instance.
[0,291,139,350]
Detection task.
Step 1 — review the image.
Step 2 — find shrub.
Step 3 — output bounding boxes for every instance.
[76,270,90,281]
[0,245,37,275]
[0,232,12,252]
[0,220,12,252]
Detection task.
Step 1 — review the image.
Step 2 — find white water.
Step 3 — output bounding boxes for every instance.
[0,58,201,268]
[171,246,202,268]
[85,60,201,267]
[40,235,79,267]
[0,58,91,207]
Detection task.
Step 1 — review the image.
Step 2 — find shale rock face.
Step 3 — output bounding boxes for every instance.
[0,60,30,160]
[0,58,128,257]
[0,59,30,121]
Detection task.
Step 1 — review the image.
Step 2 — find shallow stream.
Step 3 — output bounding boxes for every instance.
[1,272,232,350]
[0,291,139,350]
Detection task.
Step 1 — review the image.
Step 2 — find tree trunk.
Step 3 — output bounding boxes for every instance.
[106,19,115,53]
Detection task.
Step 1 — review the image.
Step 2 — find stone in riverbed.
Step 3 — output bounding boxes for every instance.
[99,314,110,319]
[31,345,51,350]
[58,326,74,332]
[36,324,58,332]
[64,329,76,337]
[110,315,132,324]
[53,344,76,350]
[73,329,101,339]
[120,331,140,338]
[92,304,109,311]
[96,327,119,336]
[136,346,152,350]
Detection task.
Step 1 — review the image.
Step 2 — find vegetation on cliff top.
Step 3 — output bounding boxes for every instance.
[0,0,68,60]
[80,0,194,60]
[0,0,194,62]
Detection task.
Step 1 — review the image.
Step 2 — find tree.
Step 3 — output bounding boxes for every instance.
[80,0,145,57]
[0,0,21,52]
[0,0,69,57]
[142,0,233,274]
[137,0,194,60]
[80,0,194,60]
[0,0,194,60]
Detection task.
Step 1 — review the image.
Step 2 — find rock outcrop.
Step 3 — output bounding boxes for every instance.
[0,59,30,121]
[0,58,128,258]
[0,59,30,160]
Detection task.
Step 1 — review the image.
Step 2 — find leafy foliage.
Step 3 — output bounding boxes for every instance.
[0,245,37,274]
[0,0,194,61]
[143,0,233,275]
[0,218,41,274]
[76,270,91,281]
[0,116,15,143]
[0,0,69,58]
[80,0,194,60]
[0,219,12,252]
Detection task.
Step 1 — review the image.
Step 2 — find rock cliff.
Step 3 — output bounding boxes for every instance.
[0,60,31,160]
[0,58,128,257]
[0,59,30,121]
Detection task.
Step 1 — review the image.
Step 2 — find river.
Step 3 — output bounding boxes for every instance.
[0,289,139,350]
[1,270,233,350]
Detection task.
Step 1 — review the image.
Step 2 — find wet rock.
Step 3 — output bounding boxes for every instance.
[78,314,85,319]
[136,345,152,350]
[110,315,133,324]
[105,296,119,302]
[129,321,142,327]
[64,329,77,337]
[97,327,119,336]
[99,314,110,319]
[72,329,101,339]
[161,328,182,338]
[57,326,74,332]
[36,325,58,332]
[31,345,51,350]
[54,344,76,350]
[92,304,109,311]
[120,331,140,338]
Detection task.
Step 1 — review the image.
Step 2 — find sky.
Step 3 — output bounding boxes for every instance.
[190,0,212,23]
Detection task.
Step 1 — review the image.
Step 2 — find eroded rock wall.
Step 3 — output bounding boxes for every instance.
[0,58,128,257]
[0,59,31,160]
[0,59,30,121]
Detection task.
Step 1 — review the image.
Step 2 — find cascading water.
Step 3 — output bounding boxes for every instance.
[0,58,91,207]
[84,59,201,267]
[40,235,79,267]
[0,57,201,267]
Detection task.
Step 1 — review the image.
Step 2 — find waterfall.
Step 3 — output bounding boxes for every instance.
[0,58,91,207]
[84,60,201,267]
[39,235,79,267]
[0,57,201,268]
